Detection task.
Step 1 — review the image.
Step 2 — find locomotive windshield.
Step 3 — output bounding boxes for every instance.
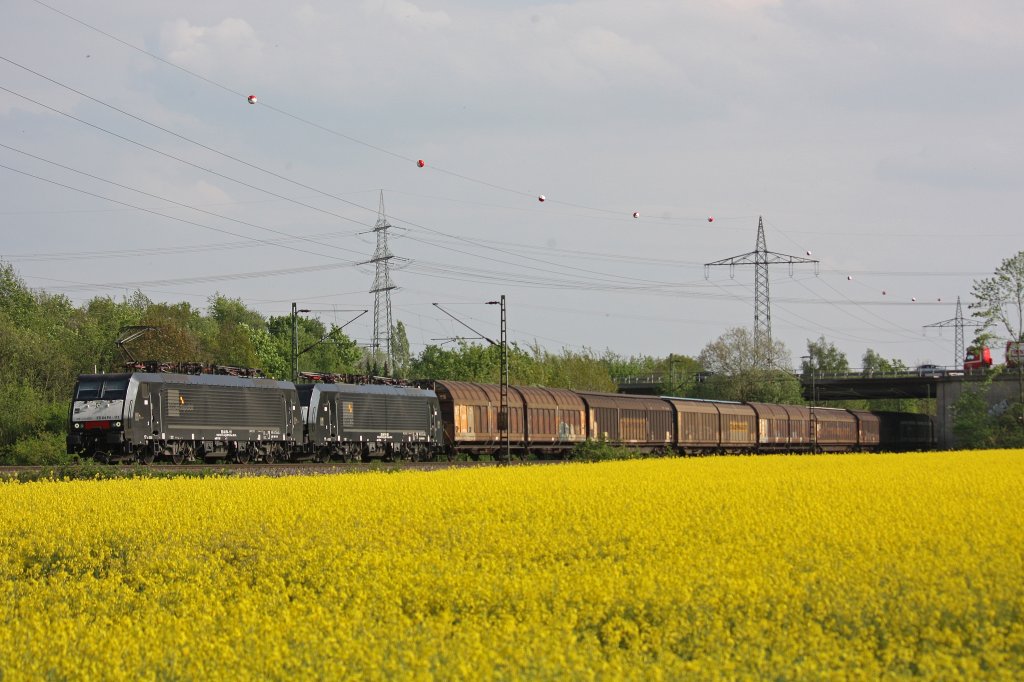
[75,377,129,401]
[75,380,101,400]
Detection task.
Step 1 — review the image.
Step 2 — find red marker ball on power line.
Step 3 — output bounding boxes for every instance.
[632,211,640,219]
[538,195,546,202]
[707,216,714,222]
[417,159,425,168]
[247,95,257,104]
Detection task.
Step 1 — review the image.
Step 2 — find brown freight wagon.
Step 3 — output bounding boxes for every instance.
[783,404,813,449]
[749,402,792,450]
[811,407,858,451]
[849,410,881,451]
[664,398,721,453]
[576,392,673,449]
[511,385,586,455]
[663,398,757,454]
[432,380,524,457]
[717,402,758,451]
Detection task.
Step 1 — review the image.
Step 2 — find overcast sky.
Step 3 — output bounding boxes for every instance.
[2,0,1022,370]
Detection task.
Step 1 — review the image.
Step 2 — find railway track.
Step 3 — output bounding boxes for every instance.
[0,458,514,480]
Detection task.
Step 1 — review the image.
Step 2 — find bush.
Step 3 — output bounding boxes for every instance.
[2,432,73,466]
[569,439,645,462]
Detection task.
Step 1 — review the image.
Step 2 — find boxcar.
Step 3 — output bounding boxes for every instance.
[783,404,813,449]
[811,406,858,451]
[67,372,300,464]
[664,398,722,453]
[748,402,792,450]
[511,385,586,455]
[576,392,673,449]
[432,380,525,457]
[296,383,443,461]
[849,410,881,451]
[717,402,758,451]
[876,411,935,451]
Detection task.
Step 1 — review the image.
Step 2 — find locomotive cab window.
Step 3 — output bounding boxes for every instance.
[100,378,129,400]
[75,378,127,401]
[75,380,101,400]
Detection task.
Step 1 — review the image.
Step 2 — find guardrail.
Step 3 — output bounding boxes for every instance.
[614,366,993,386]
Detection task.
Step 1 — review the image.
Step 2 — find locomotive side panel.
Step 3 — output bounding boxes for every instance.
[148,377,298,445]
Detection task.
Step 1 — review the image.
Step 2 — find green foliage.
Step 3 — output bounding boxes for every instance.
[242,323,288,380]
[952,369,1024,449]
[696,328,802,403]
[391,321,411,378]
[526,345,617,392]
[803,336,849,374]
[4,432,71,466]
[267,314,363,377]
[568,439,646,462]
[970,250,1024,343]
[409,341,619,391]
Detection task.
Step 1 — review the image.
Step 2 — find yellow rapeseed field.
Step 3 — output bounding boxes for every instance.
[1,450,1022,680]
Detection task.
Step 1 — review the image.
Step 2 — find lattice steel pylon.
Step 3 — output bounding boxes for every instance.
[705,216,819,362]
[367,191,396,374]
[924,296,980,366]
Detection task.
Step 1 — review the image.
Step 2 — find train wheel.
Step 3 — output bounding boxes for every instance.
[264,445,281,464]
[171,444,190,465]
[234,446,251,464]
[94,452,109,465]
[139,446,155,465]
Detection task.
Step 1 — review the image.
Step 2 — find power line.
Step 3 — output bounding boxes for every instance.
[0,142,370,260]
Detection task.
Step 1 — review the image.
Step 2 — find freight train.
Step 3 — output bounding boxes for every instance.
[66,372,934,464]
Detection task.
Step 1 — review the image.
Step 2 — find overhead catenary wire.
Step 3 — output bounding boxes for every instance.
[9,1,982,363]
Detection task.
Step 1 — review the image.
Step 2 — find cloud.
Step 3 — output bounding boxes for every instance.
[876,142,1023,191]
[159,17,265,75]
[361,0,452,30]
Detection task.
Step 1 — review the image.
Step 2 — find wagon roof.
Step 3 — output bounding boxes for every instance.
[512,385,586,409]
[433,380,524,406]
[575,391,673,411]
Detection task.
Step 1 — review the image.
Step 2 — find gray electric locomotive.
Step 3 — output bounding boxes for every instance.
[296,383,443,461]
[67,372,301,464]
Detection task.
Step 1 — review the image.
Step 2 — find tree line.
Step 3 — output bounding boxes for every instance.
[9,253,1023,463]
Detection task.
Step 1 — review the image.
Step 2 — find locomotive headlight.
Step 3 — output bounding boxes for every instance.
[74,422,82,429]
[114,421,122,428]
